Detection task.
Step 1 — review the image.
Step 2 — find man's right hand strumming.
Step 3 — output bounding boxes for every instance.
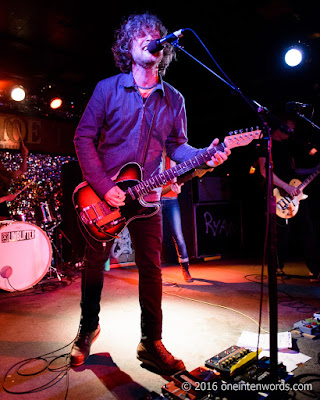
[104,186,126,207]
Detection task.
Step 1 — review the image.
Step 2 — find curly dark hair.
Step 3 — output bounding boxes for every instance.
[112,13,176,76]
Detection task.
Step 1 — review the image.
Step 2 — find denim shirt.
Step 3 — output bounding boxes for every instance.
[74,72,205,201]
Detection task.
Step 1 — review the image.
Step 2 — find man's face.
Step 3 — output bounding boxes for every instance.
[131,29,163,69]
[274,119,296,141]
[280,120,295,140]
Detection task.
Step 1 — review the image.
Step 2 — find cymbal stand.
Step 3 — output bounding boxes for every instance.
[44,220,64,281]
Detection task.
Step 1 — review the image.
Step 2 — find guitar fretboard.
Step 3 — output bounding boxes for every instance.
[129,143,226,199]
[298,165,320,191]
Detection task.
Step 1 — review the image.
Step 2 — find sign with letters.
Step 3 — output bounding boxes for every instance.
[0,113,77,154]
[194,202,242,258]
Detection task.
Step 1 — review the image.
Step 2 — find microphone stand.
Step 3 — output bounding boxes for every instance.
[172,39,280,383]
[296,111,320,131]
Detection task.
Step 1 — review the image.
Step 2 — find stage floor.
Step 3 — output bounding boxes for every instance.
[0,257,319,399]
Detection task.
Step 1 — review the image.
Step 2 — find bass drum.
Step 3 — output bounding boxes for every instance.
[0,222,52,292]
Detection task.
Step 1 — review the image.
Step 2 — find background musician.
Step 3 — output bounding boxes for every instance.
[259,114,320,281]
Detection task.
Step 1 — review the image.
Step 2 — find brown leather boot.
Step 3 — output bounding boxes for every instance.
[70,325,100,367]
[137,340,186,375]
[181,263,193,282]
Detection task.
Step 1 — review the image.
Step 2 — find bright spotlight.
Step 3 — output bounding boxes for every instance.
[11,86,26,101]
[285,48,303,67]
[50,97,63,109]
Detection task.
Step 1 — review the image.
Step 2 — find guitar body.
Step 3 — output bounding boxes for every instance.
[73,163,160,241]
[274,178,308,219]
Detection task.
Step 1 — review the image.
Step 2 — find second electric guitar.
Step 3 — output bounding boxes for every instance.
[274,163,320,218]
[73,129,261,241]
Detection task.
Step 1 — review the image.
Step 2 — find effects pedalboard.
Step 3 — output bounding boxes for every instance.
[204,345,259,376]
[144,345,292,400]
[293,316,320,336]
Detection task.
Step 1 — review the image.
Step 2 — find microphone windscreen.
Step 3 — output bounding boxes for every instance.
[147,40,162,54]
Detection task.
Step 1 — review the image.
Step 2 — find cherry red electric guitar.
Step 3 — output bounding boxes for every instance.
[73,128,261,241]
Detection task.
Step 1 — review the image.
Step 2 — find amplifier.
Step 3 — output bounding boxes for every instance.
[193,176,232,203]
[193,202,242,258]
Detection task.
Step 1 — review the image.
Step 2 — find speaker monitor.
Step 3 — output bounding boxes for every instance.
[193,176,232,203]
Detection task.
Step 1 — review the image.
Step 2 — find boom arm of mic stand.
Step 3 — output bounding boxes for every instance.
[296,112,320,130]
[172,41,267,124]
[172,41,236,90]
[173,39,279,382]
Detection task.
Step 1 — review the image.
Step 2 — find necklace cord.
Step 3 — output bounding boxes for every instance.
[137,83,158,90]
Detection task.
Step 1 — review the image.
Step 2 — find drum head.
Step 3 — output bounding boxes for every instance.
[0,222,52,292]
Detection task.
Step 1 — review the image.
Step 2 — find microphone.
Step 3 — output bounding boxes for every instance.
[285,101,312,112]
[147,29,185,54]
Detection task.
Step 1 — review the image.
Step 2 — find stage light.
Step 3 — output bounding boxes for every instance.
[11,86,26,101]
[50,97,63,109]
[284,47,303,67]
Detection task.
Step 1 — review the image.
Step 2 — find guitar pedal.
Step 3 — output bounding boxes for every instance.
[205,346,258,376]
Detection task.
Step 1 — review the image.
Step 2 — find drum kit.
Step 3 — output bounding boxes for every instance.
[0,192,68,292]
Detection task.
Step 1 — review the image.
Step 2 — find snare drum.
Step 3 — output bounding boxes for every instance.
[0,222,52,291]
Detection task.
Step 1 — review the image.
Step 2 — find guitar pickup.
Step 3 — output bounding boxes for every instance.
[277,197,291,210]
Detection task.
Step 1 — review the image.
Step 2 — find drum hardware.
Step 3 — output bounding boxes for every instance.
[42,219,64,281]
[34,196,58,226]
[0,221,52,292]
[4,185,77,288]
[43,219,74,281]
[0,220,13,226]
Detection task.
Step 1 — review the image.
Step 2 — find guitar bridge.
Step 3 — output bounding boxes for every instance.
[80,204,103,226]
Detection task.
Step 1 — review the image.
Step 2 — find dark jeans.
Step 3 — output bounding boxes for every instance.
[80,211,163,341]
[161,197,189,263]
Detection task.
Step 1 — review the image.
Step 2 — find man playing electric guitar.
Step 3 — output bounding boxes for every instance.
[259,114,320,281]
[71,13,231,374]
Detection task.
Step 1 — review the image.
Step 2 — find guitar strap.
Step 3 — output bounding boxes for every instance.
[140,95,160,171]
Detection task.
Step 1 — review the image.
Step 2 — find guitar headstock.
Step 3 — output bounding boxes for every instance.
[224,127,262,150]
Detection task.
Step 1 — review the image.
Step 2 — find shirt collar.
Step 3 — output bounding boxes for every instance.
[120,72,165,95]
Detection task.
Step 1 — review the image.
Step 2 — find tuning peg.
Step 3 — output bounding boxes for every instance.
[239,129,243,134]
[245,128,249,132]
[228,131,233,136]
[233,130,238,135]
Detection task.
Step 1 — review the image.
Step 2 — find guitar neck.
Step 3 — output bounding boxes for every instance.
[298,165,320,191]
[129,143,226,199]
[127,128,261,199]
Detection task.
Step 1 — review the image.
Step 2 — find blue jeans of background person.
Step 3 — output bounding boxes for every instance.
[161,197,189,263]
[80,212,163,341]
